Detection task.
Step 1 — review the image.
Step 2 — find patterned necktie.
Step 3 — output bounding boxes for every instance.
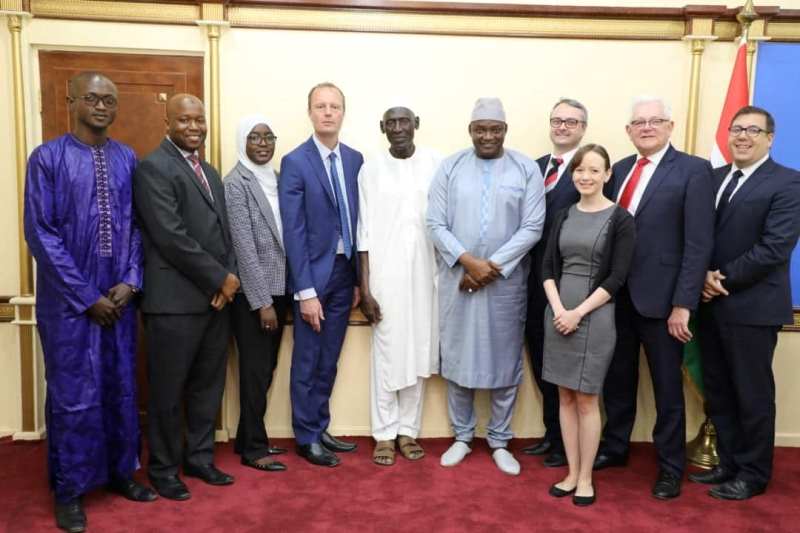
[328,152,352,259]
[479,161,492,240]
[618,157,650,212]
[716,169,744,221]
[187,153,213,202]
[544,157,563,193]
[91,146,113,258]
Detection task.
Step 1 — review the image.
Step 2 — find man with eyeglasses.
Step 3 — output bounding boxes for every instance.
[427,97,545,475]
[134,94,240,500]
[279,82,363,467]
[24,71,156,532]
[522,98,585,467]
[690,106,800,500]
[595,96,715,500]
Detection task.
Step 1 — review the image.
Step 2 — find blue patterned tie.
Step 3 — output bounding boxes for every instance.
[328,152,352,259]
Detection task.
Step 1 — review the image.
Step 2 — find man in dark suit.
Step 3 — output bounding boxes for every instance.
[689,106,800,500]
[522,98,583,467]
[595,96,715,500]
[279,82,364,467]
[134,94,240,500]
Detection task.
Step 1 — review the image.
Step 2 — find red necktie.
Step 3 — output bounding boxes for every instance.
[618,157,650,211]
[544,157,563,191]
[188,153,213,201]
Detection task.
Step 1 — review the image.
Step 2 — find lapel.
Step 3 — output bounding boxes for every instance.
[303,136,337,207]
[238,163,284,251]
[716,158,774,230]
[713,164,731,195]
[611,156,636,199]
[162,138,217,211]
[634,145,676,217]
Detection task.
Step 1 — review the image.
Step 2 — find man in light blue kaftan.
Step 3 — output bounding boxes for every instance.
[427,98,545,476]
[23,72,155,533]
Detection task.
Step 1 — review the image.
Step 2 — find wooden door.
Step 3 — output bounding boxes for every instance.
[38,51,204,423]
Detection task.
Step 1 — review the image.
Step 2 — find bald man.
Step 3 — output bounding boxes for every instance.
[134,94,240,501]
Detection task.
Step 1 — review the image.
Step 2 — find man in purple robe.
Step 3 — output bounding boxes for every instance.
[24,72,156,533]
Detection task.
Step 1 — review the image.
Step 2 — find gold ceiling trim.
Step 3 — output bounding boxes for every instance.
[228,6,686,40]
[714,21,740,41]
[767,22,800,42]
[30,0,200,25]
[0,0,24,12]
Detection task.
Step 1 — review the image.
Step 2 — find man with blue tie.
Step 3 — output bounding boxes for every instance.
[279,82,364,467]
[690,106,800,500]
[595,96,715,500]
[522,98,584,467]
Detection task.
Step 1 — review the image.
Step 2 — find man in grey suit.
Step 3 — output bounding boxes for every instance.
[134,94,240,501]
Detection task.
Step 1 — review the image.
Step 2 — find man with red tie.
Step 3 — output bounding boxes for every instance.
[523,98,584,467]
[594,96,714,500]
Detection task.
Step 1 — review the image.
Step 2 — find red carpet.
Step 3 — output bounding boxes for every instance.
[1,437,799,532]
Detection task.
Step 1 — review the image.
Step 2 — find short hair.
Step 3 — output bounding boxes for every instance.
[552,98,588,123]
[731,105,775,133]
[570,143,611,173]
[68,71,115,98]
[307,82,346,111]
[630,95,672,120]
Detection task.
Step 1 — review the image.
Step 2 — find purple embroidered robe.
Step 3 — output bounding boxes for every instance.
[23,133,143,502]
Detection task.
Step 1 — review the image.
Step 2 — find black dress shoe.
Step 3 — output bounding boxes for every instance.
[548,483,576,498]
[241,457,287,472]
[321,431,357,452]
[592,452,627,470]
[543,451,567,468]
[652,470,682,500]
[150,476,191,501]
[183,464,235,486]
[709,479,765,501]
[107,477,158,502]
[573,485,596,507]
[688,466,735,485]
[55,499,86,533]
[267,445,288,455]
[297,442,341,467]
[522,440,552,456]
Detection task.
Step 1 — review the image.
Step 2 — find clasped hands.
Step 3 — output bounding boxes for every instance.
[87,283,136,327]
[551,305,583,336]
[210,273,241,311]
[458,253,502,293]
[702,269,729,302]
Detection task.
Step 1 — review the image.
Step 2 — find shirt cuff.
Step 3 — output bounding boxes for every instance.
[294,288,318,301]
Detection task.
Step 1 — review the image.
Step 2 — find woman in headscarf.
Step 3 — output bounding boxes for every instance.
[225,115,288,472]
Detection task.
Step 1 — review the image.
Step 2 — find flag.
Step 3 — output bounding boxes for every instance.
[710,38,750,168]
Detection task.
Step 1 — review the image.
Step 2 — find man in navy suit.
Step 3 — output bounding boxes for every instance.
[595,96,714,500]
[279,82,364,467]
[522,98,583,467]
[689,106,800,500]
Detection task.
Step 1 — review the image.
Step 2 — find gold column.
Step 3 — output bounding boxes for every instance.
[198,3,227,172]
[682,21,716,156]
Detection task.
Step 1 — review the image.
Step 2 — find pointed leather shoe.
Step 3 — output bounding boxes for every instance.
[543,451,567,468]
[652,470,681,500]
[183,464,234,485]
[107,477,158,502]
[522,440,552,456]
[592,452,627,470]
[709,479,765,501]
[321,431,357,452]
[689,466,735,485]
[55,499,86,533]
[298,442,341,467]
[267,445,288,455]
[150,475,191,501]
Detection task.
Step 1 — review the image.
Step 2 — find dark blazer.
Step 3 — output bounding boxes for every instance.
[707,158,800,325]
[278,136,363,294]
[609,144,715,318]
[529,154,581,292]
[224,162,286,310]
[542,204,636,299]
[133,138,234,313]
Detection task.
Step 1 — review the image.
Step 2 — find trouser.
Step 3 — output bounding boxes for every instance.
[699,306,778,488]
[145,309,230,480]
[601,288,686,477]
[290,256,356,445]
[231,293,288,461]
[447,380,519,449]
[370,360,425,441]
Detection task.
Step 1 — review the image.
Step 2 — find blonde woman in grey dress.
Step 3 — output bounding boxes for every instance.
[541,145,635,506]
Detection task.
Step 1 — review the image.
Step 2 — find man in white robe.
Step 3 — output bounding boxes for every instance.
[426,98,545,475]
[357,105,441,466]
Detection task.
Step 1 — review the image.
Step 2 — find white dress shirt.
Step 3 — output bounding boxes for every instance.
[616,142,671,215]
[715,153,770,207]
[544,146,579,188]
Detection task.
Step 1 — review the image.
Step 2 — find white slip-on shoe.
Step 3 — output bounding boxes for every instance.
[492,448,521,476]
[440,441,472,467]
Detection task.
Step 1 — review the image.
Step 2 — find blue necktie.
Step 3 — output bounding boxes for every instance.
[328,152,352,259]
[716,169,743,223]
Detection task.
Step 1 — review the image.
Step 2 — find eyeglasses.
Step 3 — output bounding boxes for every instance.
[549,118,585,129]
[72,93,118,108]
[728,125,770,137]
[629,118,669,129]
[247,133,277,145]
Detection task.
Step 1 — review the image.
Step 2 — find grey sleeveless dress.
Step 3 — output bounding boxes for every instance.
[542,204,616,394]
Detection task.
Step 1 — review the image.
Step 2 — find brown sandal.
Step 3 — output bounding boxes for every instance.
[373,440,396,466]
[397,435,425,461]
